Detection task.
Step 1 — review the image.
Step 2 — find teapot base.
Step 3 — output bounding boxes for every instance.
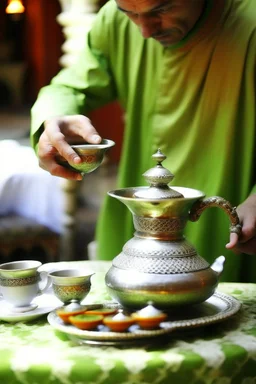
[105,266,218,310]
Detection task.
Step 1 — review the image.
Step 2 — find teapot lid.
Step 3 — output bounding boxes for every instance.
[134,149,184,199]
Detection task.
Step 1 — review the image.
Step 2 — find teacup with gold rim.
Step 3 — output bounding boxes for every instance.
[0,260,51,312]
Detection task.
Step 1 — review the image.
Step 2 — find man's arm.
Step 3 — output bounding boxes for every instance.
[30,30,116,152]
[30,2,118,178]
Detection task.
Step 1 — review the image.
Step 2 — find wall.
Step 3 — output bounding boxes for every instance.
[23,0,64,103]
[0,0,63,105]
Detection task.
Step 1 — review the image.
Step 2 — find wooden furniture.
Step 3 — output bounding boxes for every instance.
[0,140,63,264]
[0,214,59,263]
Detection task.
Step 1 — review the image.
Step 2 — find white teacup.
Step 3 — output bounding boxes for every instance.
[0,260,51,312]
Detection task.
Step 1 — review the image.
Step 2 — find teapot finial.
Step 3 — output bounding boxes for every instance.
[152,149,166,164]
[134,149,184,199]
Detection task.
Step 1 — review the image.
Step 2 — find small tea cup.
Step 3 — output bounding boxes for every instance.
[0,260,51,312]
[48,269,94,305]
[55,139,115,174]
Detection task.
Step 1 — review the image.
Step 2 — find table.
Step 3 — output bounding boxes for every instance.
[0,260,256,384]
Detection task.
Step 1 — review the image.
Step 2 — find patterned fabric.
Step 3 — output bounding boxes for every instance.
[0,261,255,384]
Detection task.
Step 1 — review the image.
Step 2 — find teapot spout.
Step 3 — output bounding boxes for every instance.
[210,255,225,277]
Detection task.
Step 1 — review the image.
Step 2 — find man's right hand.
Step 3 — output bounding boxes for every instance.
[38,115,102,180]
[226,194,256,255]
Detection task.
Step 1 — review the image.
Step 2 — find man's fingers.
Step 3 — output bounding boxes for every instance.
[38,149,83,181]
[38,115,102,180]
[226,224,256,256]
[58,115,102,144]
[39,129,83,165]
[238,221,256,244]
[42,161,83,181]
[234,237,256,255]
[38,131,83,179]
[226,232,239,249]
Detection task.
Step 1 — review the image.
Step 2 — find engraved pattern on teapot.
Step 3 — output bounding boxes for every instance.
[113,253,210,274]
[134,216,186,234]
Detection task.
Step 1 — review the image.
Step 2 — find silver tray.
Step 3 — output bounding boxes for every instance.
[47,291,241,346]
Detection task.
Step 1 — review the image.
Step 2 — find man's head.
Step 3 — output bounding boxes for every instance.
[116,0,206,46]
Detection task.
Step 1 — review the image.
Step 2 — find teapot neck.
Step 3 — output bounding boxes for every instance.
[133,215,186,241]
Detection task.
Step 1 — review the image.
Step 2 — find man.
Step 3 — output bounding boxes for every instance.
[31,0,256,281]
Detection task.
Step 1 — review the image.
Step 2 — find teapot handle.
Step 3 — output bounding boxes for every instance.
[189,196,242,235]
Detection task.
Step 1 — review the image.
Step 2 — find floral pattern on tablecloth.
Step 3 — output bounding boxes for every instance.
[0,261,255,384]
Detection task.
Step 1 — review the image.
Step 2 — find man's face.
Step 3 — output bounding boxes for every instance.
[115,0,205,46]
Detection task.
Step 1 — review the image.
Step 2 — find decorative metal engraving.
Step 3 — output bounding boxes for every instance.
[123,241,197,257]
[113,252,209,274]
[53,283,91,304]
[133,216,186,234]
[189,196,242,235]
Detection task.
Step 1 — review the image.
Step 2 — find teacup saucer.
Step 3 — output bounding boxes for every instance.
[7,303,38,313]
[0,292,61,323]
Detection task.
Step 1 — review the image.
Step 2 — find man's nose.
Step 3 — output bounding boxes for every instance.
[137,14,158,38]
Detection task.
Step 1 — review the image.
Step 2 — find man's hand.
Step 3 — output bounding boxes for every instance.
[226,194,256,255]
[38,115,102,180]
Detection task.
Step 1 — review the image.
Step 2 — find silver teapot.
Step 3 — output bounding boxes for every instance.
[105,150,241,310]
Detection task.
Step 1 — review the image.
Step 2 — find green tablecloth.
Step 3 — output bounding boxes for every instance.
[0,260,255,384]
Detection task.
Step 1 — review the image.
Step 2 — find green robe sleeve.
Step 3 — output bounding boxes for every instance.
[30,2,118,152]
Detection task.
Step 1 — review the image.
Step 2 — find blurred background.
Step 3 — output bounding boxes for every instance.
[0,0,124,264]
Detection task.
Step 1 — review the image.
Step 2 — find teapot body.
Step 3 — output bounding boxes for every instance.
[105,187,240,310]
[105,151,241,310]
[105,237,223,310]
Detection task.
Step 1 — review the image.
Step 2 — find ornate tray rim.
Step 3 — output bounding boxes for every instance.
[47,291,241,345]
